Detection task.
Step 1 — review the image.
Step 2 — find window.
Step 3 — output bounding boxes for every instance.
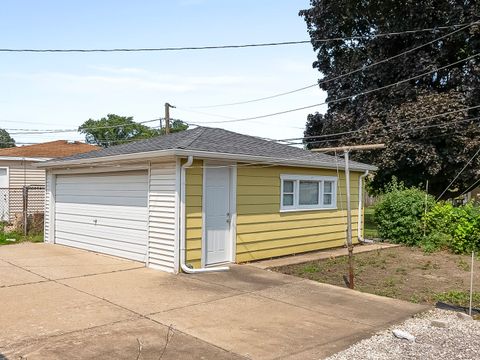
[280,175,337,211]
[282,180,295,206]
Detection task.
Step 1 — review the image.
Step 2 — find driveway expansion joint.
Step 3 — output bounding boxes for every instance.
[0,279,49,288]
[2,259,247,359]
[54,265,146,281]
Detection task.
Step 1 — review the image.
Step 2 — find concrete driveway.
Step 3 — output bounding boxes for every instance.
[0,243,427,360]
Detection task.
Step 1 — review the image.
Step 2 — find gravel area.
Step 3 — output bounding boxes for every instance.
[326,309,480,360]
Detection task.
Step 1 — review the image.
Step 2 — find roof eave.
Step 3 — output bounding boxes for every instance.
[36,148,376,172]
[0,156,51,162]
[173,149,377,171]
[35,149,178,168]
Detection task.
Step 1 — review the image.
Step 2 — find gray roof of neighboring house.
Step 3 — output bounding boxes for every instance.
[40,127,376,171]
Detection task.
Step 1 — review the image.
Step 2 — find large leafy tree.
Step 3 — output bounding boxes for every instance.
[300,0,480,198]
[0,128,15,148]
[79,114,188,148]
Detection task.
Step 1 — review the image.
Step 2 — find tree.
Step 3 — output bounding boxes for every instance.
[0,128,15,148]
[159,119,189,135]
[78,114,188,148]
[299,0,480,198]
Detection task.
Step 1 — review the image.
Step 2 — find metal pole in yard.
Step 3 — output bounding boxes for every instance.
[469,251,474,316]
[344,149,354,289]
[423,180,429,237]
[312,143,386,290]
[22,186,28,236]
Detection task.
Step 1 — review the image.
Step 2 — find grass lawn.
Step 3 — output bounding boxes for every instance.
[364,207,379,239]
[0,231,43,246]
[274,246,480,309]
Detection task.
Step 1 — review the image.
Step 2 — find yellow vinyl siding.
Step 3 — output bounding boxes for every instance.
[236,165,362,263]
[185,159,203,268]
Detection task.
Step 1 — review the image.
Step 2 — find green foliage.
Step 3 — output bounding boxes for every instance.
[424,202,480,254]
[374,179,435,245]
[434,290,480,308]
[163,119,188,135]
[0,128,15,148]
[300,0,480,198]
[364,207,379,239]
[0,230,43,246]
[299,263,320,274]
[419,231,450,253]
[78,114,188,148]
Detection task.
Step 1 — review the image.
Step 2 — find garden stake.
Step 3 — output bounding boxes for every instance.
[423,180,429,237]
[469,251,474,316]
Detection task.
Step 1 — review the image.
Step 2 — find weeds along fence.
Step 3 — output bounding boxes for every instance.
[0,186,45,235]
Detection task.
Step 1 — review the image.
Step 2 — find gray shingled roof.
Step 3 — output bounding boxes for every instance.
[41,127,376,171]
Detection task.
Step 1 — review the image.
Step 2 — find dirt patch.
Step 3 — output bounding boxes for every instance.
[273,246,480,308]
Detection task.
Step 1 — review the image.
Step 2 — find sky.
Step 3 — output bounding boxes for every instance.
[0,0,327,145]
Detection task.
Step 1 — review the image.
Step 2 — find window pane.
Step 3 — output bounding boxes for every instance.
[299,181,319,205]
[323,193,332,205]
[283,194,294,206]
[324,181,333,193]
[283,180,294,193]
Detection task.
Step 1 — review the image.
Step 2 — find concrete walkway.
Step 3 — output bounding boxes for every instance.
[0,243,427,360]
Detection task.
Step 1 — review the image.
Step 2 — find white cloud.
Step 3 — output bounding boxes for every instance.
[0,69,268,95]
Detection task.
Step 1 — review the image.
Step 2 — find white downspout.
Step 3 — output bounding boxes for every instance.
[180,156,229,273]
[357,170,369,243]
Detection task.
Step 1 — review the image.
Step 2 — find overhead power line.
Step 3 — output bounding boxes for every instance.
[4,113,478,148]
[285,116,480,146]
[6,118,162,135]
[192,53,480,124]
[460,177,480,197]
[436,146,480,200]
[276,105,480,143]
[189,21,478,109]
[0,23,472,53]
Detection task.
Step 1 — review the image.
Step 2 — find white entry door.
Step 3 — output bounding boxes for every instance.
[0,168,8,221]
[204,165,231,265]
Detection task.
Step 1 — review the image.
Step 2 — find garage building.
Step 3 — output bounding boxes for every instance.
[39,127,375,273]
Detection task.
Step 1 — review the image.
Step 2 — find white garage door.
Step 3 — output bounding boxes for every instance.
[55,171,148,262]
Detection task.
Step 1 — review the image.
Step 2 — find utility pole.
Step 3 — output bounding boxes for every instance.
[165,102,175,134]
[312,143,385,289]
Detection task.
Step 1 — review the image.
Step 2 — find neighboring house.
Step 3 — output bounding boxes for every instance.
[38,127,376,273]
[0,141,98,221]
[465,187,480,204]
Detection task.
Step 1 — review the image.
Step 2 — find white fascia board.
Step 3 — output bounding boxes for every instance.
[35,150,177,168]
[0,156,51,162]
[35,148,376,172]
[173,149,377,172]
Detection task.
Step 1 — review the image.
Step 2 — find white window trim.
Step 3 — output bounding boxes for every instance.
[280,174,337,212]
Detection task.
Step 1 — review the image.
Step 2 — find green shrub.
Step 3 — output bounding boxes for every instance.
[424,202,480,254]
[419,231,450,253]
[374,180,435,245]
